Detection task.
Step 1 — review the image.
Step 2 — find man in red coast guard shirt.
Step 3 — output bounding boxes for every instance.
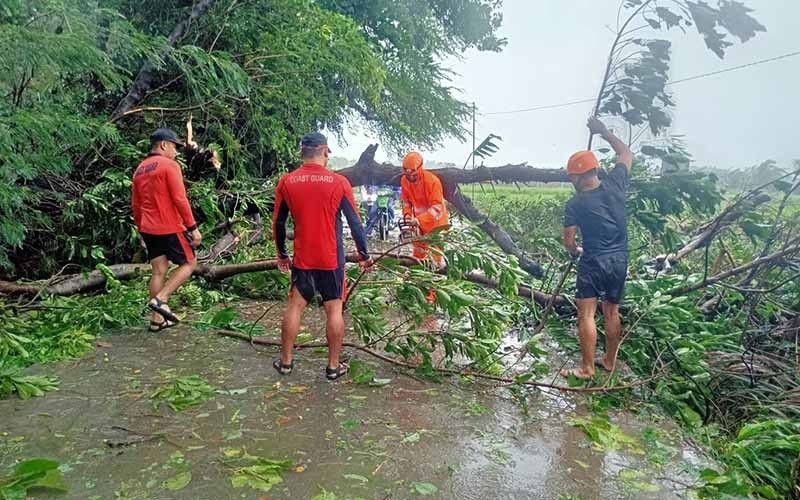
[132,128,201,331]
[272,132,373,380]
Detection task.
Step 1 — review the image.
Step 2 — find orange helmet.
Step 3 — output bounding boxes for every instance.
[567,150,599,175]
[402,151,424,172]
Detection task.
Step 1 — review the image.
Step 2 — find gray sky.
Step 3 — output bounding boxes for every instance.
[331,0,799,170]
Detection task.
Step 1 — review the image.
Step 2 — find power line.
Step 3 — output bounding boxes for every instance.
[483,97,595,116]
[482,49,800,116]
[667,49,800,85]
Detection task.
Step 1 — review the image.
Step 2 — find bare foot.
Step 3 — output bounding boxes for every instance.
[560,367,594,379]
[596,357,615,372]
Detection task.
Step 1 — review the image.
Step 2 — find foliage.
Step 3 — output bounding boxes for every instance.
[0,0,159,274]
[0,459,68,499]
[0,273,150,370]
[720,419,800,499]
[699,160,795,192]
[349,228,522,374]
[150,374,217,412]
[223,450,293,493]
[320,0,505,150]
[569,415,642,453]
[0,365,59,400]
[348,359,391,387]
[0,0,505,277]
[464,133,502,168]
[470,182,800,498]
[596,0,764,137]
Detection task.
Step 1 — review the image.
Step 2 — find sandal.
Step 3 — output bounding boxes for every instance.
[148,297,179,323]
[325,362,349,381]
[149,319,177,332]
[273,358,294,375]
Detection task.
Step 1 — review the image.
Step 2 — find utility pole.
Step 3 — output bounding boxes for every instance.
[472,101,476,169]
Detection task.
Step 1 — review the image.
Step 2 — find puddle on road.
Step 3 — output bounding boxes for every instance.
[1,302,706,499]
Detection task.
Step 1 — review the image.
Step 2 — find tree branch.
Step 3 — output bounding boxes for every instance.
[216,329,652,393]
[108,0,219,122]
[668,241,800,296]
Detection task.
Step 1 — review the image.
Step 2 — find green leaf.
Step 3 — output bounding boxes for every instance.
[311,489,338,500]
[343,473,369,483]
[229,458,292,493]
[402,432,421,444]
[14,459,59,476]
[341,419,360,430]
[348,359,375,385]
[210,307,238,327]
[163,472,191,491]
[569,416,642,453]
[411,482,439,495]
[368,378,392,387]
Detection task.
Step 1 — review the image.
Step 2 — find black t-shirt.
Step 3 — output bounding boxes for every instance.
[564,163,629,257]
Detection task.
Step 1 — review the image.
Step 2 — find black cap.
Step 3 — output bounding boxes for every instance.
[300,132,330,151]
[150,128,183,146]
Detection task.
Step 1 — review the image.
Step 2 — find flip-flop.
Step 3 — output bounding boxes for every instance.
[273,358,294,375]
[325,362,349,381]
[148,297,179,323]
[149,319,177,332]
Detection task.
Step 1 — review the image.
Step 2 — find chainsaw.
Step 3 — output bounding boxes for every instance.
[398,217,419,242]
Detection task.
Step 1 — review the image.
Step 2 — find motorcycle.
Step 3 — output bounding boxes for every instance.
[375,186,395,241]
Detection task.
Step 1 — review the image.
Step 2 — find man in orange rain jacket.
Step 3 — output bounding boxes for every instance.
[400,151,450,269]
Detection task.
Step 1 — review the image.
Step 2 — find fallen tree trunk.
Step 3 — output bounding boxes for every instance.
[447,186,545,276]
[338,145,568,187]
[0,255,563,306]
[339,145,556,277]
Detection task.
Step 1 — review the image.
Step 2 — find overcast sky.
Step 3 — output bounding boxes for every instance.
[330,0,799,170]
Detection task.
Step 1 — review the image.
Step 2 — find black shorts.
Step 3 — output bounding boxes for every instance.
[291,267,345,303]
[141,232,196,265]
[576,252,628,304]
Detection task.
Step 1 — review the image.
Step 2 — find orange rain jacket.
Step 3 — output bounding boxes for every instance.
[400,166,449,235]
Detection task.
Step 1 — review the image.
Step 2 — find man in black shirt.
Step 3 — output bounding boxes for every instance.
[561,117,633,379]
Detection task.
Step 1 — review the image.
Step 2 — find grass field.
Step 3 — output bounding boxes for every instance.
[466,183,572,208]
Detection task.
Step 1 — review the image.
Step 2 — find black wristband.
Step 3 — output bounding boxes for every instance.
[185,224,198,232]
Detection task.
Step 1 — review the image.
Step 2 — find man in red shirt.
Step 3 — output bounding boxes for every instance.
[272,132,373,380]
[131,128,201,331]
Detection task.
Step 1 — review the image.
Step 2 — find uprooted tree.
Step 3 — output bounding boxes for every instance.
[0,0,766,281]
[4,1,800,497]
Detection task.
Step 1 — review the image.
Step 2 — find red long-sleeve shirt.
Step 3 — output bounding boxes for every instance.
[272,163,369,270]
[131,154,196,235]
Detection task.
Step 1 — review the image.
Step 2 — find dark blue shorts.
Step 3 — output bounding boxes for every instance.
[291,267,345,303]
[576,252,628,304]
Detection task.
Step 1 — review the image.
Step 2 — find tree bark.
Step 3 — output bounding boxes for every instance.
[339,144,558,277]
[446,186,545,277]
[337,144,568,188]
